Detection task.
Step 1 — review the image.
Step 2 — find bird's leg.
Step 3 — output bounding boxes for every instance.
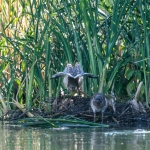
[94,112,96,122]
[76,89,83,97]
[59,89,66,97]
[101,112,104,123]
[59,89,69,97]
[77,89,81,97]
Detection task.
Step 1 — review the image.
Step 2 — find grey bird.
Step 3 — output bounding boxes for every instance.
[90,93,108,123]
[51,63,97,92]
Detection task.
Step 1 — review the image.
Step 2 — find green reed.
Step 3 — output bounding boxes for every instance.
[0,0,150,113]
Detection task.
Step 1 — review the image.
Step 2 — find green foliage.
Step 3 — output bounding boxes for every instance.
[12,116,109,128]
[0,0,150,111]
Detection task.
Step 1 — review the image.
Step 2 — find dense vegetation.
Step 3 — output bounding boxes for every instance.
[0,0,150,114]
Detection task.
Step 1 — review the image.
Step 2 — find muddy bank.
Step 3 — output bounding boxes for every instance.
[1,95,150,127]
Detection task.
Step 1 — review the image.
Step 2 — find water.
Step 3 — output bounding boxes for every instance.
[0,123,150,150]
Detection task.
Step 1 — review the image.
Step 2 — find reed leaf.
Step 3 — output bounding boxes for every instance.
[0,0,150,112]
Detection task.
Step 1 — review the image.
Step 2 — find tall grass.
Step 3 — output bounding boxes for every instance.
[0,0,150,112]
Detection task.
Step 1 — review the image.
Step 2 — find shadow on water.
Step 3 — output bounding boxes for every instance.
[0,122,150,150]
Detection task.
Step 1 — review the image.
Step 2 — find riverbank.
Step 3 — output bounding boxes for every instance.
[1,95,149,128]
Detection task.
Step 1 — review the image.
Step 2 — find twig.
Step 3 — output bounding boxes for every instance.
[134,81,143,101]
[12,99,34,117]
[116,106,130,119]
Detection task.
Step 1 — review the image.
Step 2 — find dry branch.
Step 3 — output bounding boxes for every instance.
[129,81,146,113]
[13,100,34,117]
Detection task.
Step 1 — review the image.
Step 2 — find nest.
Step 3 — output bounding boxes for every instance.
[2,95,150,128]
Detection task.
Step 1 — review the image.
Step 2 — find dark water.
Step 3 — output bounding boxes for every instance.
[0,123,150,150]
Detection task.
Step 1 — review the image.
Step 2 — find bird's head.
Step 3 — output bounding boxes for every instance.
[92,93,106,108]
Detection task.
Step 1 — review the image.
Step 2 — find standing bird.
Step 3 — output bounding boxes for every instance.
[91,93,108,123]
[91,93,116,123]
[51,63,97,93]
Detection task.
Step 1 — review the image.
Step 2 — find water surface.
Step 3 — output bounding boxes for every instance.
[0,123,150,150]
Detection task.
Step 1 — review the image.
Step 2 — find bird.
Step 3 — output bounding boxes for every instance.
[106,94,116,113]
[51,63,97,93]
[90,93,108,123]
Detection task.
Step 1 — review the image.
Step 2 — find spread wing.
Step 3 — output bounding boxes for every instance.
[51,72,75,79]
[51,72,67,79]
[51,63,97,79]
[63,64,73,74]
[73,63,84,76]
[51,64,74,79]
[74,73,98,79]
[73,63,97,78]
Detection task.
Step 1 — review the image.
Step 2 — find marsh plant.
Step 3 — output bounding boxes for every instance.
[0,0,150,113]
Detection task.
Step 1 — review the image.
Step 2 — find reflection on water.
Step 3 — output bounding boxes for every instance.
[0,123,150,150]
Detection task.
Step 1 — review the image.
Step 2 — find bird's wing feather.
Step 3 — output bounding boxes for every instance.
[74,73,98,78]
[82,73,98,78]
[73,74,83,78]
[50,72,66,79]
[51,72,75,79]
[72,63,84,76]
[63,64,73,73]
[65,73,74,78]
